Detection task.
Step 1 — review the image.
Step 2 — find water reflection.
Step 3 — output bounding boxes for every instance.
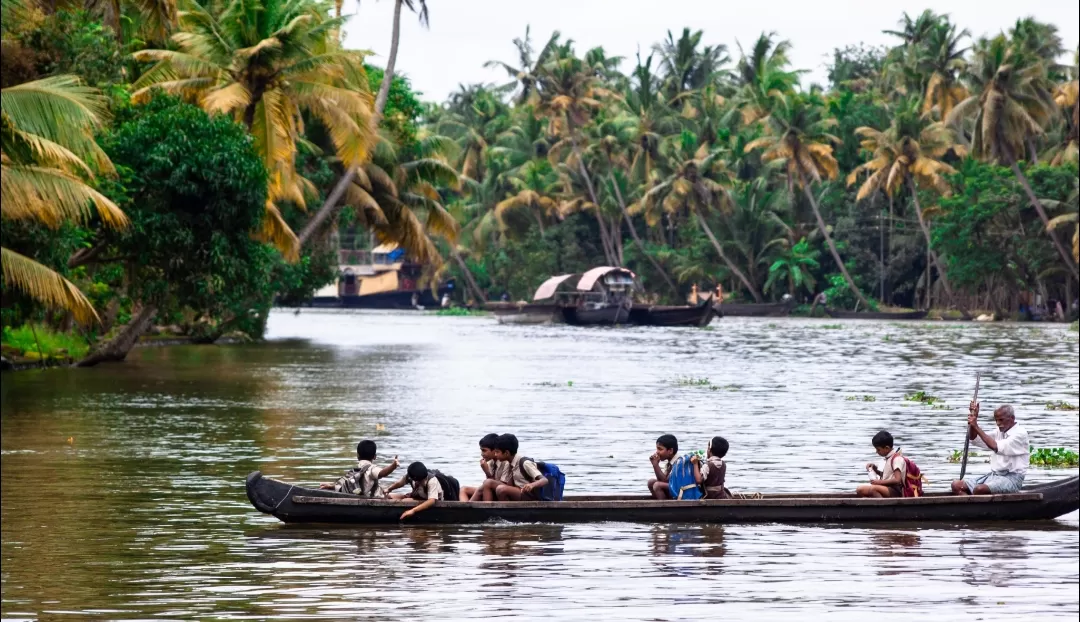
[2,312,1078,620]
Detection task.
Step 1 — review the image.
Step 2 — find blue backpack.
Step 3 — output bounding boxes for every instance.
[519,458,566,501]
[667,454,703,500]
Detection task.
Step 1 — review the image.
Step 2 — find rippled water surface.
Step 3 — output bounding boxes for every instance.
[2,312,1078,620]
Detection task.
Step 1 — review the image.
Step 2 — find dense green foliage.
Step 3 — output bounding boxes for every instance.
[2,2,1078,367]
[97,94,279,338]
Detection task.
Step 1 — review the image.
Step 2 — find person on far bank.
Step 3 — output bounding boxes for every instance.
[951,402,1029,495]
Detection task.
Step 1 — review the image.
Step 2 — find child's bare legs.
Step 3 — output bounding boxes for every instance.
[496,484,525,501]
[479,478,502,501]
[460,486,478,502]
[855,484,895,498]
[388,492,410,500]
[647,479,673,500]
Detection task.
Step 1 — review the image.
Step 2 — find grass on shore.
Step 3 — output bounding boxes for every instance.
[1,324,90,361]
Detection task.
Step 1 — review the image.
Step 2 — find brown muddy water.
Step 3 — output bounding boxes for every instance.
[2,311,1078,621]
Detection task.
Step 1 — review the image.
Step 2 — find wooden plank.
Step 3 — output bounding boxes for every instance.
[292,492,1042,508]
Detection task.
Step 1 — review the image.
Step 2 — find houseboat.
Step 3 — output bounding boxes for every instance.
[302,244,454,310]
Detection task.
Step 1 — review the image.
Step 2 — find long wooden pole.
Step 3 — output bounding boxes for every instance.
[959,371,981,480]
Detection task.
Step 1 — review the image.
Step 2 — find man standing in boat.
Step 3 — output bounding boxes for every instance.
[951,403,1029,495]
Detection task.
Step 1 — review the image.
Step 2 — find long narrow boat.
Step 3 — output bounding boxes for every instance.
[825,308,929,320]
[628,301,716,327]
[486,302,563,325]
[247,472,1079,524]
[716,301,794,317]
[562,301,631,326]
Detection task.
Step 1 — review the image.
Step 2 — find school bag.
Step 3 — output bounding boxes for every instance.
[893,452,926,498]
[430,470,460,501]
[667,454,704,500]
[336,464,379,497]
[518,458,566,501]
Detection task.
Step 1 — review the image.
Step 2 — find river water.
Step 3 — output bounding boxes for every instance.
[2,312,1078,621]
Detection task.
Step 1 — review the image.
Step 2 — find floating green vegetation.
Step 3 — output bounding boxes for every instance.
[1030,447,1080,468]
[820,324,843,329]
[845,395,877,402]
[904,391,943,405]
[948,447,1078,467]
[947,450,984,463]
[931,403,952,410]
[532,381,560,387]
[435,308,488,316]
[674,376,712,387]
[699,325,716,332]
[1045,401,1078,411]
[567,380,574,387]
[722,384,741,391]
[882,334,892,342]
[767,323,779,329]
[1070,320,1078,332]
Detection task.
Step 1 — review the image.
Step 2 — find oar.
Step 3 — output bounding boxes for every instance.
[959,372,981,480]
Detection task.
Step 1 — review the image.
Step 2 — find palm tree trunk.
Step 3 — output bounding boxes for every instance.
[572,151,618,266]
[796,170,870,309]
[299,0,404,248]
[1008,161,1079,281]
[692,208,763,302]
[452,247,487,304]
[608,173,679,297]
[907,178,970,318]
[76,304,158,367]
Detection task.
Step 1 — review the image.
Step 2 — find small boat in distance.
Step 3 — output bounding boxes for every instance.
[716,299,796,317]
[825,308,929,321]
[247,472,1080,525]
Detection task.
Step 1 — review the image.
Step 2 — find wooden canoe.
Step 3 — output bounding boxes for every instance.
[490,303,563,325]
[825,308,929,320]
[715,300,794,317]
[628,301,716,327]
[246,472,1079,525]
[562,302,631,326]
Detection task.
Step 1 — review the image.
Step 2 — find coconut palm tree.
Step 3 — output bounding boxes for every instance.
[534,43,619,265]
[734,32,802,125]
[132,0,378,259]
[848,98,967,312]
[652,27,729,103]
[948,34,1078,279]
[305,0,429,250]
[745,91,871,307]
[920,21,970,119]
[485,26,563,105]
[644,129,762,301]
[1,75,128,325]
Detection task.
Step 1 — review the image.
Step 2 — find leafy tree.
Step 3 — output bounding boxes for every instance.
[80,94,274,364]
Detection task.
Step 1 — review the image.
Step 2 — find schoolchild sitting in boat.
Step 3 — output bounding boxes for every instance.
[461,433,501,501]
[951,402,1029,496]
[691,436,730,499]
[319,439,398,497]
[857,431,910,498]
[385,462,460,520]
[647,434,679,499]
[489,434,549,501]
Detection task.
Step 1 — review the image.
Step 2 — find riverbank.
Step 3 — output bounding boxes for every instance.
[1,327,249,372]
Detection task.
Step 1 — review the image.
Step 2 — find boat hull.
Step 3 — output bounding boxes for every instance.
[491,303,563,325]
[562,302,631,326]
[629,303,716,327]
[247,472,1079,525]
[716,301,794,317]
[298,286,452,310]
[825,308,929,320]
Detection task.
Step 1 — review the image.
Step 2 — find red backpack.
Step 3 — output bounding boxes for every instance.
[893,451,926,498]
